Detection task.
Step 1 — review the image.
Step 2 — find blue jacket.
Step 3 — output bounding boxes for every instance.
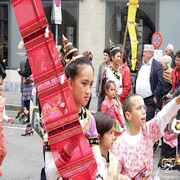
[134,58,163,105]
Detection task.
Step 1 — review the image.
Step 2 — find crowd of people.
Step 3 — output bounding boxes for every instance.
[1,35,180,179]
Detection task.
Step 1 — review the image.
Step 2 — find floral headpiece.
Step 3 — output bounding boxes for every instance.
[62,35,83,68]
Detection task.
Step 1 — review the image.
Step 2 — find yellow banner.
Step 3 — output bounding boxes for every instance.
[127,0,139,71]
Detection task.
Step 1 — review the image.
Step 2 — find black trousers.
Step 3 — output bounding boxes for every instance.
[143,96,156,121]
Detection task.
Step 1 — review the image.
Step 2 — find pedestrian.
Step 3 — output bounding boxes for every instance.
[167,50,180,119]
[134,44,163,121]
[100,80,125,132]
[44,35,104,180]
[83,50,93,109]
[165,44,175,69]
[19,57,26,107]
[116,44,132,104]
[111,93,180,179]
[93,111,130,180]
[17,58,34,136]
[158,55,172,109]
[0,75,14,177]
[96,47,111,111]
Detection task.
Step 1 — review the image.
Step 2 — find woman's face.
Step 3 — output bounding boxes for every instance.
[111,52,122,68]
[68,64,94,110]
[103,52,110,63]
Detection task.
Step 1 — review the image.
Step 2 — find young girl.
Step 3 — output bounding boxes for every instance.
[101,80,125,131]
[44,35,104,180]
[93,111,130,180]
[0,75,14,176]
[112,94,180,179]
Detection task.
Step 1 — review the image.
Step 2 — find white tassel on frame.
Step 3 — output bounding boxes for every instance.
[18,40,24,49]
[45,26,50,38]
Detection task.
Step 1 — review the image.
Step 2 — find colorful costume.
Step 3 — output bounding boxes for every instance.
[158,119,180,171]
[111,98,180,179]
[0,94,11,176]
[45,106,104,180]
[106,67,122,95]
[102,151,120,180]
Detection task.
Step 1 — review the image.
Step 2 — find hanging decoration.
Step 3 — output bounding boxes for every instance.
[127,0,139,71]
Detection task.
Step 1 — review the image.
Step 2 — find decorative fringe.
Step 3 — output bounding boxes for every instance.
[45,26,49,38]
[18,40,24,49]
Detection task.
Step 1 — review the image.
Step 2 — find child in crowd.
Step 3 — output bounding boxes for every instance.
[101,80,125,132]
[156,116,180,178]
[0,75,14,176]
[44,35,104,180]
[111,94,180,179]
[93,111,130,180]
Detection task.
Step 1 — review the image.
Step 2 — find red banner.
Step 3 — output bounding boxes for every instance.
[11,0,96,179]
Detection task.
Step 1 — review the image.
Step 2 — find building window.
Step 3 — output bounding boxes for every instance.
[0,3,8,68]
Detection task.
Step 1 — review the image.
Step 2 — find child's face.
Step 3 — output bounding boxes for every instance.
[106,83,116,99]
[125,96,146,128]
[100,126,115,150]
[68,64,94,110]
[0,78,3,93]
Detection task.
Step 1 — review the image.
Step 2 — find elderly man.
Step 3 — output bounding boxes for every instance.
[134,44,163,121]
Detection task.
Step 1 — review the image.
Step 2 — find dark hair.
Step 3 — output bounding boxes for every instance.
[103,47,110,57]
[122,94,141,119]
[65,56,94,80]
[110,48,121,62]
[175,50,180,59]
[105,80,116,91]
[93,111,115,137]
[0,75,4,81]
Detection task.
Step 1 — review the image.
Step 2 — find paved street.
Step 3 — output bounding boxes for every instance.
[1,91,180,179]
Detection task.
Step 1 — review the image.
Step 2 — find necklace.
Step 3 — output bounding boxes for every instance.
[110,66,120,79]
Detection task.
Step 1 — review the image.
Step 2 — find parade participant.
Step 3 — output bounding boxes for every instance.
[0,75,14,177]
[83,50,93,109]
[96,47,111,111]
[106,40,122,100]
[111,94,180,179]
[101,80,125,131]
[93,111,130,180]
[44,35,104,180]
[156,116,180,179]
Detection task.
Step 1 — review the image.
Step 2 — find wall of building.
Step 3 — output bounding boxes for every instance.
[79,0,106,97]
[159,0,180,54]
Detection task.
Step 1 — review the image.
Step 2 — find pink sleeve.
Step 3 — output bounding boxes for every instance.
[100,102,107,113]
[115,105,125,127]
[163,130,174,141]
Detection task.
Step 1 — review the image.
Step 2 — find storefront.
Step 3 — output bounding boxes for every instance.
[1,0,180,91]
